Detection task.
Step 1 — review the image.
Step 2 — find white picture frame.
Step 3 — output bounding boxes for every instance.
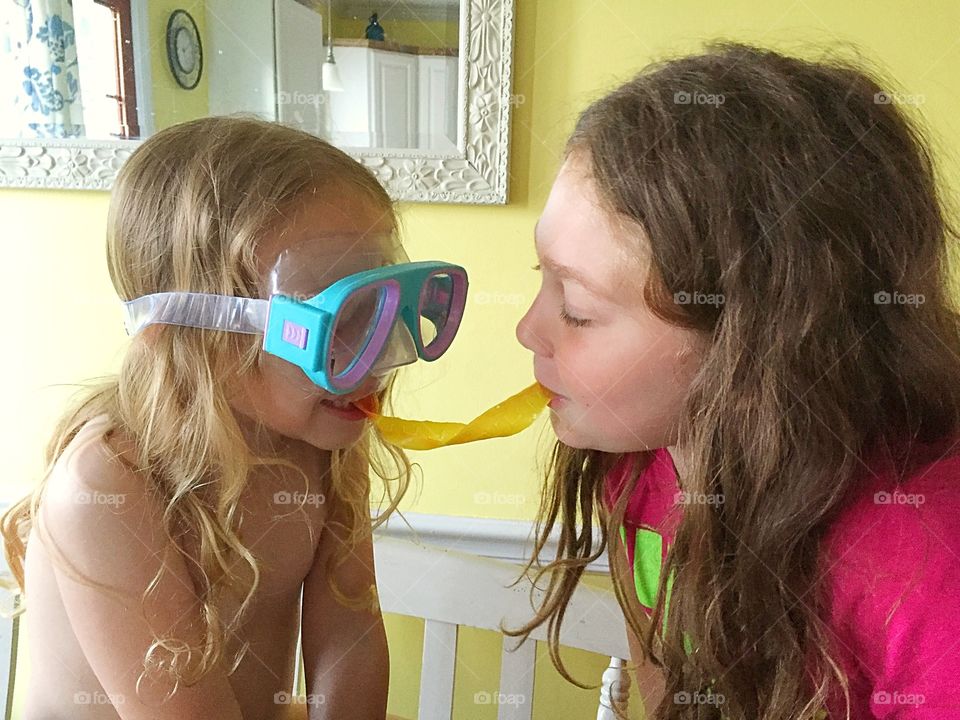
[0,0,515,205]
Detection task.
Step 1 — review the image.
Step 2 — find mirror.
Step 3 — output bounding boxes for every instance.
[0,0,514,203]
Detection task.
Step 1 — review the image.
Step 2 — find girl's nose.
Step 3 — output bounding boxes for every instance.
[516,303,551,358]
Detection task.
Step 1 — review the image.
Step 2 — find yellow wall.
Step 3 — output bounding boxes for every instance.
[301,2,459,50]
[4,1,960,719]
[335,16,460,48]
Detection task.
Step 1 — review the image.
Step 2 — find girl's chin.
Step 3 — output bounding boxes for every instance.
[289,408,369,451]
[548,412,591,449]
[301,429,366,452]
[549,413,633,453]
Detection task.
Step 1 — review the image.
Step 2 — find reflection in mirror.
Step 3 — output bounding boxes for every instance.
[1,0,460,151]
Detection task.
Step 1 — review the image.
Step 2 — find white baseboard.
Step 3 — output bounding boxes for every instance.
[374,511,610,574]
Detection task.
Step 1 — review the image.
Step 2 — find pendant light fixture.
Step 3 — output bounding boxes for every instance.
[322,0,344,92]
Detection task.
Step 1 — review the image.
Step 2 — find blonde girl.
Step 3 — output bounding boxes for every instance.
[2,116,421,720]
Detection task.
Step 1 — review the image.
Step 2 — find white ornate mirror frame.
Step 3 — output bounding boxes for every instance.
[0,0,515,205]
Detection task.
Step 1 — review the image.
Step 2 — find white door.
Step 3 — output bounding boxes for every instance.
[273,0,325,137]
[371,50,418,148]
[418,55,458,152]
[206,0,277,122]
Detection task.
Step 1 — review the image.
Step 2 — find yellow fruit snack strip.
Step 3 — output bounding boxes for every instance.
[356,382,551,450]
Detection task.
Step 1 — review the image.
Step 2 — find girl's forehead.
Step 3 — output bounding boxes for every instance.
[265,232,404,297]
[275,232,398,261]
[256,229,399,284]
[539,159,645,299]
[259,190,395,262]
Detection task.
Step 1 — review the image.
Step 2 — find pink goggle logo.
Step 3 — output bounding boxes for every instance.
[281,320,309,349]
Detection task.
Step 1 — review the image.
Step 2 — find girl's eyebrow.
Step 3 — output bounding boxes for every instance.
[534,220,601,291]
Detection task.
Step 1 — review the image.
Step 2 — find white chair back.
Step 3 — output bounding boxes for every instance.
[371,536,631,720]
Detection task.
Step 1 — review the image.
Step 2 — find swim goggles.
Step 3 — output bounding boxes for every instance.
[121,236,468,395]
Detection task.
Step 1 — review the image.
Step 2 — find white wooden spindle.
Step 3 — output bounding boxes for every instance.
[597,657,631,720]
[292,585,304,695]
[497,636,536,720]
[0,594,18,720]
[419,619,458,720]
[0,507,20,720]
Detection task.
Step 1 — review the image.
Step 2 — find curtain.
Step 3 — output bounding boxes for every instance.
[12,0,84,138]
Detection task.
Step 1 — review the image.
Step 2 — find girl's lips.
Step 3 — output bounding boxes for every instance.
[537,382,567,409]
[319,398,368,422]
[355,394,380,415]
[547,395,567,409]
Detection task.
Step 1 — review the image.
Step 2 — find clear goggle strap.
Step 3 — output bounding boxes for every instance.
[122,292,269,336]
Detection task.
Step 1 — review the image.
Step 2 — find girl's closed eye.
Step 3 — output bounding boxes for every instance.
[533,263,594,328]
[559,306,591,328]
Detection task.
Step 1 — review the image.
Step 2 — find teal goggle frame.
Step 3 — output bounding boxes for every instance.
[263,261,468,394]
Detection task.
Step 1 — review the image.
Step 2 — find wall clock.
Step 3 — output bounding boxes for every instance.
[166,9,203,90]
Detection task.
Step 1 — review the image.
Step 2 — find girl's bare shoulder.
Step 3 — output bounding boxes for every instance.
[47,414,146,501]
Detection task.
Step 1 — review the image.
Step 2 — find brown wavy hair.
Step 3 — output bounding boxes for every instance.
[506,42,960,719]
[1,116,412,694]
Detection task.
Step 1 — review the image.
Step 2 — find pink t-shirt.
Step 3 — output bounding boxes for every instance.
[604,438,960,718]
